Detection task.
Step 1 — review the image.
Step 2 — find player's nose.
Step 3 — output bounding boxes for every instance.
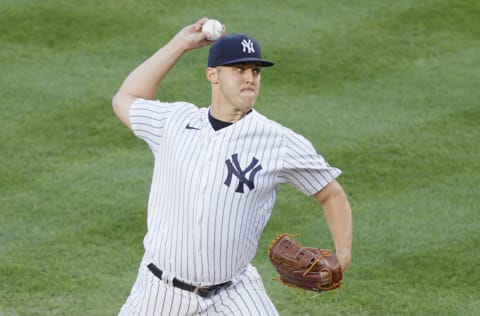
[243,69,255,83]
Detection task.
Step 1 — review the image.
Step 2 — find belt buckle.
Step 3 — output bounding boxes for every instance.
[193,281,232,298]
[193,286,213,298]
[193,286,200,295]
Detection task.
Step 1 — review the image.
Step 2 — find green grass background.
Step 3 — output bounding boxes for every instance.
[1,0,479,315]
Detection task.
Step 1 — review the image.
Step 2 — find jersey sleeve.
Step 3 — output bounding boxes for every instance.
[278,129,341,195]
[129,98,179,153]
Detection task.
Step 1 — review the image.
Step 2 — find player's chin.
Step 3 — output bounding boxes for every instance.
[239,95,257,108]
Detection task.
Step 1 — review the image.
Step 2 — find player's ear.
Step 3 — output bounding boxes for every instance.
[206,67,219,84]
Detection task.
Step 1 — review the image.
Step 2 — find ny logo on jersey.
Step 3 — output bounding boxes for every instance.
[241,39,255,54]
[224,154,262,193]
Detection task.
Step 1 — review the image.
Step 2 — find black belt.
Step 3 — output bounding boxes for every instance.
[147,263,232,298]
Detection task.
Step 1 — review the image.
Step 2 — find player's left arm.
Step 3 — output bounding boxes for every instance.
[313,179,353,271]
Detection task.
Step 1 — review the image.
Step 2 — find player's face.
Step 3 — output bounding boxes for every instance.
[214,63,262,113]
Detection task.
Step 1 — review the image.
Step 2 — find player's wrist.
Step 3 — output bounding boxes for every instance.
[336,253,351,271]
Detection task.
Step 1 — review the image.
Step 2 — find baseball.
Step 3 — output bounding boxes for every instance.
[202,19,223,41]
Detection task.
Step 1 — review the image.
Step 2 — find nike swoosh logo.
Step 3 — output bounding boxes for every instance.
[185,123,200,130]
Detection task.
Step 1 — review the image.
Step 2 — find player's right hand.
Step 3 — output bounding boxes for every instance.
[173,18,224,52]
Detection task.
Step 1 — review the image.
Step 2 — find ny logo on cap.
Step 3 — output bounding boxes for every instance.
[241,39,255,54]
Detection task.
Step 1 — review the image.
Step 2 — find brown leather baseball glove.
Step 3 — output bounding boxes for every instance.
[268,233,343,292]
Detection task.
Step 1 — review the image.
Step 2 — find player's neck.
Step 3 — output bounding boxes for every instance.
[210,103,252,123]
[209,104,251,123]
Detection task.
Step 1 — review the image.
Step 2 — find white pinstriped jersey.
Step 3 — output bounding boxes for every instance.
[129,98,341,286]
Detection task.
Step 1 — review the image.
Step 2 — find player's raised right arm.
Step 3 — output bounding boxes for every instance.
[112,18,213,129]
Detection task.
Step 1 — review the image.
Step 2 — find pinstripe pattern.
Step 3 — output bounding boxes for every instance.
[120,98,340,314]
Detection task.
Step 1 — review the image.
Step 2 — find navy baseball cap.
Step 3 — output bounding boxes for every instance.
[208,33,274,67]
